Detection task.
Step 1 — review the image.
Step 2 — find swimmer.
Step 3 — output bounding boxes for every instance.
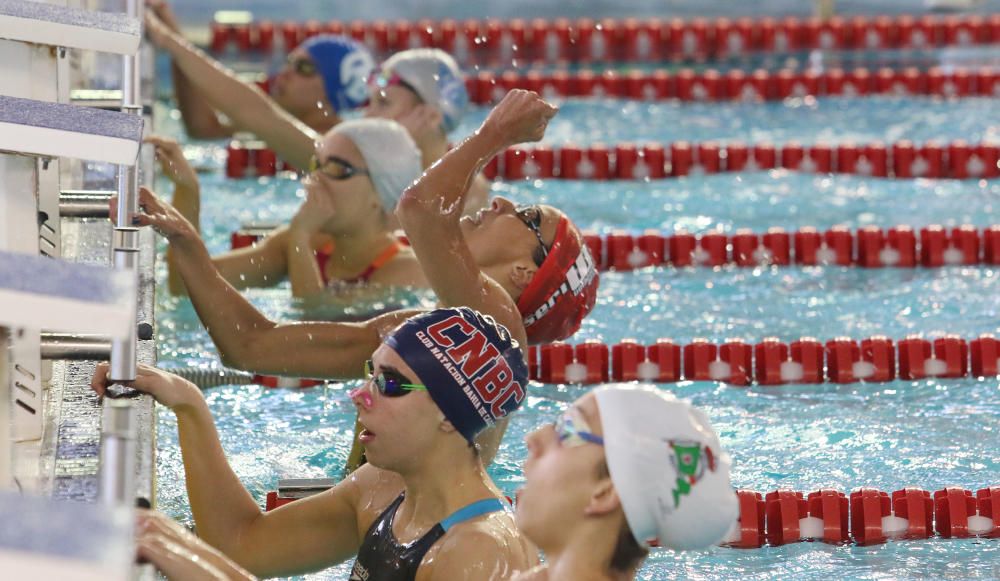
[146,2,371,153]
[91,308,539,579]
[146,4,488,216]
[514,384,738,580]
[118,90,600,462]
[147,118,428,298]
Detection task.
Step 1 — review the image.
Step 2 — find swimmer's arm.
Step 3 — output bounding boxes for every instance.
[169,227,291,296]
[211,465,393,577]
[175,232,414,377]
[396,119,527,344]
[146,13,317,170]
[172,62,233,139]
[146,0,231,139]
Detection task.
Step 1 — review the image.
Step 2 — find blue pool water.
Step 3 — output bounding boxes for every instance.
[153,91,1000,580]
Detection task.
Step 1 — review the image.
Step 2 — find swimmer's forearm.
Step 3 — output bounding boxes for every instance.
[171,62,231,139]
[174,400,264,558]
[156,28,316,170]
[286,230,325,298]
[399,129,503,218]
[166,183,200,295]
[170,235,278,365]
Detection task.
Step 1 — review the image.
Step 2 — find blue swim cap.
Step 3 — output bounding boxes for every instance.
[385,307,528,443]
[378,49,469,133]
[301,35,375,113]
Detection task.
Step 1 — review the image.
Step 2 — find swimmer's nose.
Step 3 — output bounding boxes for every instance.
[350,385,373,409]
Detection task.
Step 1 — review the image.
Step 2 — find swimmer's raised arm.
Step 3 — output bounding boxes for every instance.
[146,1,231,139]
[116,187,415,379]
[397,90,557,345]
[145,12,317,170]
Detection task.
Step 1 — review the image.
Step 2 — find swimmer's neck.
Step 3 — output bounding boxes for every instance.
[394,450,498,530]
[530,524,632,581]
[322,222,399,275]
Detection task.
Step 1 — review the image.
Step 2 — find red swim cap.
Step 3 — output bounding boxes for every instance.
[516,216,600,344]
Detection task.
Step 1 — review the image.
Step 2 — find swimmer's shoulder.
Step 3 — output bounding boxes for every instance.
[417,508,540,580]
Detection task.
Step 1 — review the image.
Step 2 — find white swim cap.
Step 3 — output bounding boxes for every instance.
[594,383,738,550]
[378,49,469,133]
[331,118,422,211]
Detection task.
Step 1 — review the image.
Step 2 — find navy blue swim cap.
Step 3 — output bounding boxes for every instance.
[301,35,375,113]
[385,307,528,443]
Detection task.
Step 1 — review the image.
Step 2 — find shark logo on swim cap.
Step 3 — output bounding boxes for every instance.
[341,50,376,107]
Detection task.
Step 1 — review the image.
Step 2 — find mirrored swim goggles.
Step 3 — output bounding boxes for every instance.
[554,407,604,448]
[364,359,427,397]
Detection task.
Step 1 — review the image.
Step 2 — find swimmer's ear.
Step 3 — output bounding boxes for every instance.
[583,480,621,517]
[509,261,537,291]
[439,417,458,435]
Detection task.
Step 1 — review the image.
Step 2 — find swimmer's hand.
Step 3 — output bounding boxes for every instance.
[110,187,199,242]
[136,509,258,581]
[146,136,200,193]
[290,179,337,235]
[91,362,203,411]
[479,89,558,148]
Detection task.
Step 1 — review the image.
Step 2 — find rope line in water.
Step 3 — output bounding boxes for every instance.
[209,14,1000,63]
[168,366,325,390]
[527,335,1000,386]
[224,139,1000,180]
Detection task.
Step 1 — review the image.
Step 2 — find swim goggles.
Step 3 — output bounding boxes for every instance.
[309,155,370,181]
[367,70,423,101]
[515,205,550,263]
[364,359,427,397]
[286,55,318,77]
[554,408,604,448]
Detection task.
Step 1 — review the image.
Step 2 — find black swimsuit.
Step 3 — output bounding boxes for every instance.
[349,493,507,581]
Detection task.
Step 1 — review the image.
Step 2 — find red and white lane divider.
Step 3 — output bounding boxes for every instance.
[224,140,1000,180]
[210,14,1000,63]
[469,66,1000,104]
[488,140,1000,180]
[582,224,1000,271]
[724,486,999,548]
[230,223,1000,270]
[525,334,1000,386]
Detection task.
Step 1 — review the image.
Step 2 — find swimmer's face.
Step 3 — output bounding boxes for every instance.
[460,196,560,280]
[304,132,382,231]
[350,344,445,471]
[273,48,331,118]
[517,393,610,547]
[364,83,423,123]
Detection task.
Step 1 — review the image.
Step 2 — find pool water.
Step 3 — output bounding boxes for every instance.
[153,89,1000,579]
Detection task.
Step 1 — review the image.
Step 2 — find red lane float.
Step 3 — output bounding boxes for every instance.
[215,15,1000,59]
[533,333,1000,386]
[467,67,994,104]
[228,139,996,181]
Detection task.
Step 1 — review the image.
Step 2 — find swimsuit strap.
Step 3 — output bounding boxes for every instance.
[440,498,508,532]
[351,241,404,283]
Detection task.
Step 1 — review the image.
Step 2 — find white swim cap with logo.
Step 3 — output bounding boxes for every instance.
[594,383,738,550]
[331,118,422,211]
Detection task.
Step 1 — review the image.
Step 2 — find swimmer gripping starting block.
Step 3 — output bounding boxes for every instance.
[0,0,140,55]
[0,250,136,338]
[0,95,143,166]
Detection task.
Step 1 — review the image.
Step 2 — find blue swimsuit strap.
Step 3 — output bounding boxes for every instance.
[439,498,507,532]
